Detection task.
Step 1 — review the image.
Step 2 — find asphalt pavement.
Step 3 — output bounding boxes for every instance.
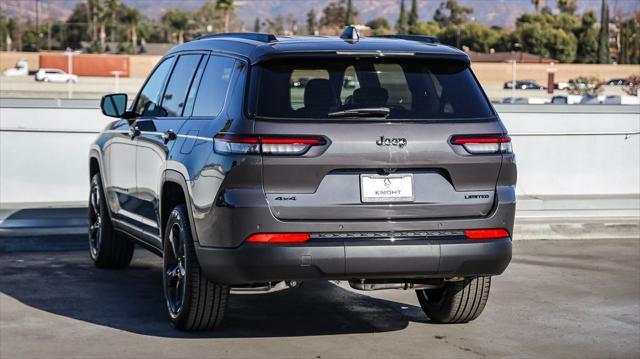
[1,237,639,358]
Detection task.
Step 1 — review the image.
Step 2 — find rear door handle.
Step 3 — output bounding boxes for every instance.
[162,129,177,144]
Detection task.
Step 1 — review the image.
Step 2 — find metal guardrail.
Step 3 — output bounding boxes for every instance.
[0,128,101,134]
[1,98,639,113]
[510,131,640,137]
[3,128,637,137]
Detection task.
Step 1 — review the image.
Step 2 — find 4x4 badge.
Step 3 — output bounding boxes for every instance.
[376,136,407,148]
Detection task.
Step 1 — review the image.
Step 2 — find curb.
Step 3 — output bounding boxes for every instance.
[0,234,87,253]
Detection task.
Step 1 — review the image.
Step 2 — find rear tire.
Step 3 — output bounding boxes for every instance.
[88,174,134,268]
[163,204,229,331]
[416,276,491,323]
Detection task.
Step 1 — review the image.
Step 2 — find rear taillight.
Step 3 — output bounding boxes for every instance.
[214,135,326,155]
[451,135,512,154]
[245,233,311,243]
[465,229,510,240]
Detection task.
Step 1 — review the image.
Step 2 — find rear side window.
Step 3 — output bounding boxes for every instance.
[161,54,203,117]
[255,58,494,121]
[191,56,236,117]
[134,57,175,116]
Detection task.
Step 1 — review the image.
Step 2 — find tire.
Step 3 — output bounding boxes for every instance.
[163,204,229,331]
[88,173,134,268]
[416,276,491,323]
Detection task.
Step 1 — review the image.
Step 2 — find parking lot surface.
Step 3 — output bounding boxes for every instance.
[1,238,639,358]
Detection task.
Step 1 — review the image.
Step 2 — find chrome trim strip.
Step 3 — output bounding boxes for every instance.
[117,209,158,228]
[177,134,213,141]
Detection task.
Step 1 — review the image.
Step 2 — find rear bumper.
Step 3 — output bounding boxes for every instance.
[195,237,511,285]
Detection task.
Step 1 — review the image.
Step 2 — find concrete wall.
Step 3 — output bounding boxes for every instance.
[0,51,161,78]
[0,52,40,74]
[3,51,638,84]
[129,55,162,78]
[0,99,639,206]
[471,63,640,85]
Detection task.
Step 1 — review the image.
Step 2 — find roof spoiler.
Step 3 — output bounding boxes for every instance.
[194,32,277,43]
[372,34,439,44]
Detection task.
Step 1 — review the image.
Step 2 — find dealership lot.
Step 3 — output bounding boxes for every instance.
[0,238,638,358]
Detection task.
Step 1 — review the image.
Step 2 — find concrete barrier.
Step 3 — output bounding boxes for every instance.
[0,99,639,207]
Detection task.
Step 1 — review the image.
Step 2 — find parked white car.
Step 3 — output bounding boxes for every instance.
[35,68,78,83]
[3,60,29,76]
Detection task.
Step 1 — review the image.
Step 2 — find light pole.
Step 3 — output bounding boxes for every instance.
[511,43,522,101]
[111,70,123,92]
[65,48,81,98]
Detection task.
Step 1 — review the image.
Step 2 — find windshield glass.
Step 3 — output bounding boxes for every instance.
[254,58,494,120]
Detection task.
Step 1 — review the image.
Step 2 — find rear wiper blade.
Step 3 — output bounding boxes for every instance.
[327,107,390,118]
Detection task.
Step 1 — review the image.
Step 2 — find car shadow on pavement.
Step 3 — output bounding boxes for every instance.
[0,250,431,338]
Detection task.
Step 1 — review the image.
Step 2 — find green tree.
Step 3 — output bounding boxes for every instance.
[434,0,473,27]
[409,21,441,38]
[22,25,39,52]
[366,17,391,35]
[597,0,610,64]
[320,1,347,31]
[266,15,286,34]
[556,0,577,15]
[396,0,409,34]
[439,23,501,53]
[618,16,639,64]
[531,0,545,12]
[345,0,356,26]
[516,21,577,62]
[106,0,121,43]
[122,7,141,51]
[253,17,260,32]
[408,0,419,33]
[64,3,91,48]
[162,9,191,44]
[87,0,101,47]
[216,0,234,33]
[576,11,598,63]
[0,15,7,50]
[307,8,318,35]
[196,1,225,34]
[492,27,519,52]
[567,76,604,96]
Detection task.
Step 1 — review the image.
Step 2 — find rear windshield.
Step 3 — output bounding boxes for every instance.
[254,58,494,121]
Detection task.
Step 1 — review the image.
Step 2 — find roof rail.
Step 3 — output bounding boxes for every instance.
[372,34,439,44]
[194,32,277,43]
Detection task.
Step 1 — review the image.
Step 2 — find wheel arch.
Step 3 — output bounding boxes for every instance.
[88,147,116,223]
[160,170,199,248]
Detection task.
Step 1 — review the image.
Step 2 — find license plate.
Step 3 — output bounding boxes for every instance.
[360,174,414,203]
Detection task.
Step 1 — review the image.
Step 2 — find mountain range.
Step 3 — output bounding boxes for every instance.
[1,0,639,29]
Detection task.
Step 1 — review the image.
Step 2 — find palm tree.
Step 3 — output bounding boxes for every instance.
[122,7,141,51]
[216,0,234,33]
[162,9,191,44]
[106,0,121,43]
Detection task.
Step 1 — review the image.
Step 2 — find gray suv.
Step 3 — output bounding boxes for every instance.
[90,28,516,331]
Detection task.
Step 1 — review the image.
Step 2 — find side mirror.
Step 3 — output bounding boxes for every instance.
[100,93,128,118]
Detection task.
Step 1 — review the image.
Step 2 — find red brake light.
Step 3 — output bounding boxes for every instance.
[465,229,510,240]
[451,135,512,154]
[214,135,326,155]
[260,137,325,145]
[452,136,510,144]
[245,233,311,243]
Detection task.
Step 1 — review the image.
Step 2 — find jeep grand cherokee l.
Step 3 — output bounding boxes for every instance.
[89,28,516,331]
